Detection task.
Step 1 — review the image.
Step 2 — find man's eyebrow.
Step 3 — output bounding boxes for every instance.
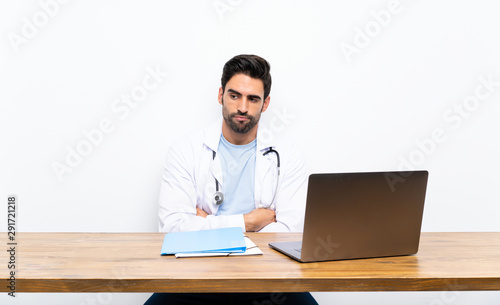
[227,89,262,100]
[247,94,262,101]
[227,89,242,96]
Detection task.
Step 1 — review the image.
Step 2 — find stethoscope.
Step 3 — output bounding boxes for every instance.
[212,148,280,208]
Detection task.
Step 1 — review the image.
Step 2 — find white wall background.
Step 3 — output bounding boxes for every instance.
[1,0,499,304]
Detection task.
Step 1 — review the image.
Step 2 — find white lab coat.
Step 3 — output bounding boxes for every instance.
[158,119,307,233]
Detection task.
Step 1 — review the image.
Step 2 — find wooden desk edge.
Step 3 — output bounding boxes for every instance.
[10,278,500,293]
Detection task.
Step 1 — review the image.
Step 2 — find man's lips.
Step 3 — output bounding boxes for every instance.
[234,115,249,122]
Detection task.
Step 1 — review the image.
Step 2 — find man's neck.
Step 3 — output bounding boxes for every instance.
[221,123,258,145]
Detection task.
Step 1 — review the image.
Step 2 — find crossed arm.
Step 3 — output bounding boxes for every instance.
[196,207,276,232]
[159,137,307,233]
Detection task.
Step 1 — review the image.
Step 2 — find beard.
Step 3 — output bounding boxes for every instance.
[221,97,261,134]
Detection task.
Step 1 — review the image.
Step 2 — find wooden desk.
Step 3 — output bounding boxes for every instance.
[1,232,499,293]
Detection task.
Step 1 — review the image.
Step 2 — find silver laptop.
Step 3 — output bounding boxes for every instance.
[269,171,428,263]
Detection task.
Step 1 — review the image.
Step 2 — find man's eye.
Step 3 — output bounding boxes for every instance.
[230,95,238,99]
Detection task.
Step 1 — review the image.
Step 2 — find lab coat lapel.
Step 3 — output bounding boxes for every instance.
[204,119,224,189]
[211,153,223,189]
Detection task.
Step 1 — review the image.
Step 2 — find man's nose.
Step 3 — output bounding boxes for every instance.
[237,98,249,113]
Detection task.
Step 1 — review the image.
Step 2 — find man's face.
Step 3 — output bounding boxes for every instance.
[218,73,270,134]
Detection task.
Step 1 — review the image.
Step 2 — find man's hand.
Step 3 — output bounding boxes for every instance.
[244,208,276,232]
[196,208,208,218]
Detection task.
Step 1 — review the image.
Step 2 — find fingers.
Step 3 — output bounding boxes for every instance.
[196,208,208,218]
[244,208,276,232]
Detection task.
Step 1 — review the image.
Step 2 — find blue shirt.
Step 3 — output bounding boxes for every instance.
[215,135,256,216]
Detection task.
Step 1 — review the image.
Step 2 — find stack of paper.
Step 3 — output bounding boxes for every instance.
[175,236,263,258]
[161,227,263,258]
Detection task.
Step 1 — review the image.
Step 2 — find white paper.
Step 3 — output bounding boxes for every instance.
[174,236,263,258]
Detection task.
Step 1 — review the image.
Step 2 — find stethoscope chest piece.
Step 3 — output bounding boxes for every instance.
[212,191,224,206]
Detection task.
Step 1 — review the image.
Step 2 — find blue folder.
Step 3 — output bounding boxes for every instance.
[161,227,246,255]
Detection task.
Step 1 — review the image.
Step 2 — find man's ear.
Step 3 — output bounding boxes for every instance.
[218,87,223,105]
[261,95,271,113]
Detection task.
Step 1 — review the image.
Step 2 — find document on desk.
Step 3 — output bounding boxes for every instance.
[161,227,247,255]
[174,235,263,258]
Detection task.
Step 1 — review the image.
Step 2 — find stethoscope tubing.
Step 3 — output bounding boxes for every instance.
[212,147,280,208]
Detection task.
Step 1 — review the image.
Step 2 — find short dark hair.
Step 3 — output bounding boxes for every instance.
[221,54,272,100]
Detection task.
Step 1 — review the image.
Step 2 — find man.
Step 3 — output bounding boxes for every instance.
[145,55,317,305]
